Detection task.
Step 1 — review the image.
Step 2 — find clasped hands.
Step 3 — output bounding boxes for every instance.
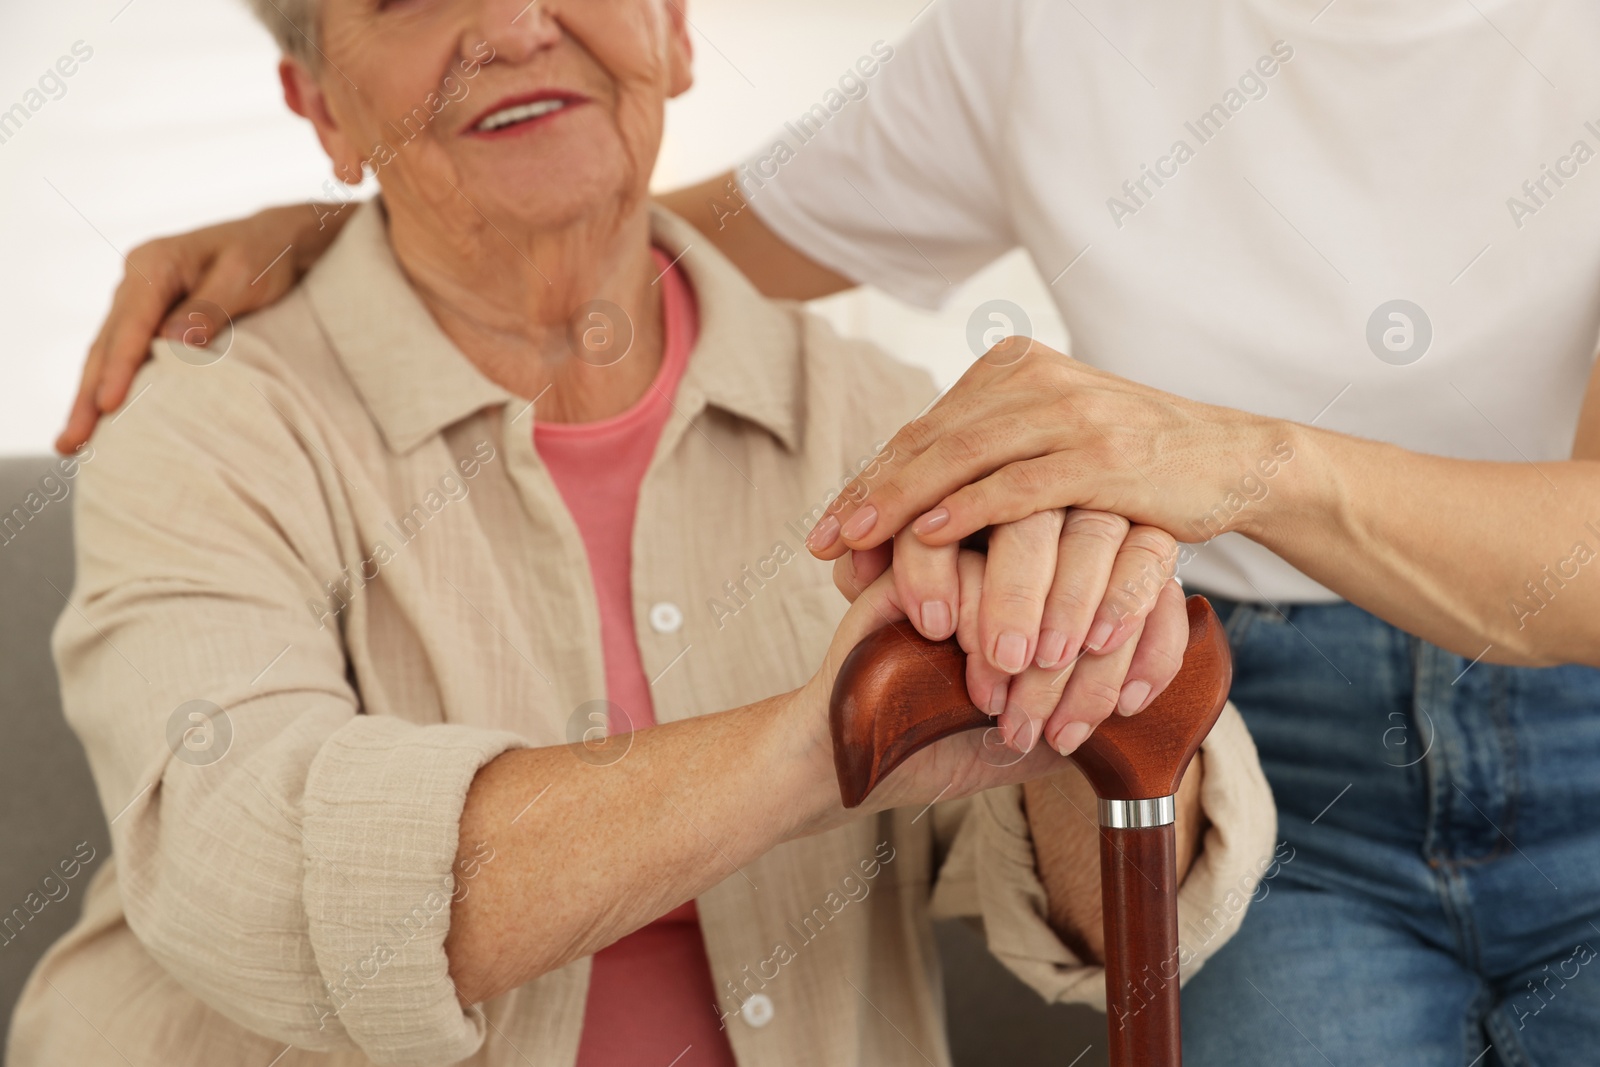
[805,337,1238,760]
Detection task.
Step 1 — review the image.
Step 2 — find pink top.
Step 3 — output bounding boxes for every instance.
[535,251,738,1067]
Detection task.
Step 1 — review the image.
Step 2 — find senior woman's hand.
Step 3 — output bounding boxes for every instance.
[832,511,1186,755]
[799,556,1104,806]
[805,337,1283,557]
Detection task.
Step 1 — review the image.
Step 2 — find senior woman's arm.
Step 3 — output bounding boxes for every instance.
[71,342,1181,1063]
[445,553,1199,1004]
[809,340,1600,669]
[444,696,821,1004]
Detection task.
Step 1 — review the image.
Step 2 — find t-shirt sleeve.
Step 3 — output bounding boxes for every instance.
[742,0,1028,308]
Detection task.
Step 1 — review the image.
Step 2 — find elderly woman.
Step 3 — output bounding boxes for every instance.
[10,2,1276,1065]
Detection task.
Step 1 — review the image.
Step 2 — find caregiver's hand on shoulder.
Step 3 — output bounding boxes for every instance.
[828,512,1186,757]
[804,336,1285,556]
[56,202,345,455]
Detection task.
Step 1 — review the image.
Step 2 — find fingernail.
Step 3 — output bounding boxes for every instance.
[1085,619,1114,652]
[912,507,950,536]
[1036,629,1068,669]
[995,632,1028,674]
[1118,680,1152,716]
[920,600,952,639]
[1054,720,1092,755]
[841,505,878,542]
[806,513,840,551]
[986,680,1008,718]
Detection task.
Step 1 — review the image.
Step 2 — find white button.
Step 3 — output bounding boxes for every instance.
[649,601,683,634]
[741,992,774,1028]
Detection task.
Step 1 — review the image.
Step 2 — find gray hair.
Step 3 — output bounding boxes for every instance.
[244,0,320,67]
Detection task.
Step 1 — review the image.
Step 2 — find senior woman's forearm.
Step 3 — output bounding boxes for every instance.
[1247,422,1600,667]
[444,690,834,1005]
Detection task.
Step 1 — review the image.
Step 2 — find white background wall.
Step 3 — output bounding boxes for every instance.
[0,0,1065,456]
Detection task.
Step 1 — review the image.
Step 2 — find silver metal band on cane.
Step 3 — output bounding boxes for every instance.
[1098,795,1177,829]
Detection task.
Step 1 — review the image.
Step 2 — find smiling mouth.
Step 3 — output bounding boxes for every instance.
[473,97,577,133]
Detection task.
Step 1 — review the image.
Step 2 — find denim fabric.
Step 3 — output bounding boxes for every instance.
[1182,596,1600,1067]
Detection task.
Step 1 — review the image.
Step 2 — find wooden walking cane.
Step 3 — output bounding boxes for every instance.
[828,595,1231,1067]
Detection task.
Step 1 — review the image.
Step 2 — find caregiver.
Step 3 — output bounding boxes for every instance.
[55,0,1600,1064]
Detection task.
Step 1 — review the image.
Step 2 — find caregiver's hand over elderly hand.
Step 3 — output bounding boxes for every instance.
[804,335,1284,559]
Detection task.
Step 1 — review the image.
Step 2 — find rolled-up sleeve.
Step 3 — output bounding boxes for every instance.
[933,704,1277,1007]
[55,348,526,1065]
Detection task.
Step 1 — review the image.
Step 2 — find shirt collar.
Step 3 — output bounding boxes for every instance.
[656,206,802,452]
[303,198,802,455]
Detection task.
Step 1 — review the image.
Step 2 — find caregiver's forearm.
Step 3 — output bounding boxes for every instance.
[1024,759,1204,964]
[1247,423,1600,668]
[1575,366,1600,459]
[657,172,855,301]
[445,691,834,1005]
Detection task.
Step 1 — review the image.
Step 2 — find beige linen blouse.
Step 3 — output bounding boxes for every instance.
[8,202,1276,1067]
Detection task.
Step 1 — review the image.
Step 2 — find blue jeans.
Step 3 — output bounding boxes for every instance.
[1181,596,1600,1067]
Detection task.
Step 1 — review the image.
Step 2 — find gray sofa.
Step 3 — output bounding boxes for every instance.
[0,454,1106,1065]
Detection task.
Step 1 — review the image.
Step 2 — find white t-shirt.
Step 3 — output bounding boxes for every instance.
[744,0,1600,604]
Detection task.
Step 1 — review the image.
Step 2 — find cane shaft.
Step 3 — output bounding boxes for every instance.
[1101,823,1182,1067]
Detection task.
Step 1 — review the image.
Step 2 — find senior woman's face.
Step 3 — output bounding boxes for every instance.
[291,0,693,229]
